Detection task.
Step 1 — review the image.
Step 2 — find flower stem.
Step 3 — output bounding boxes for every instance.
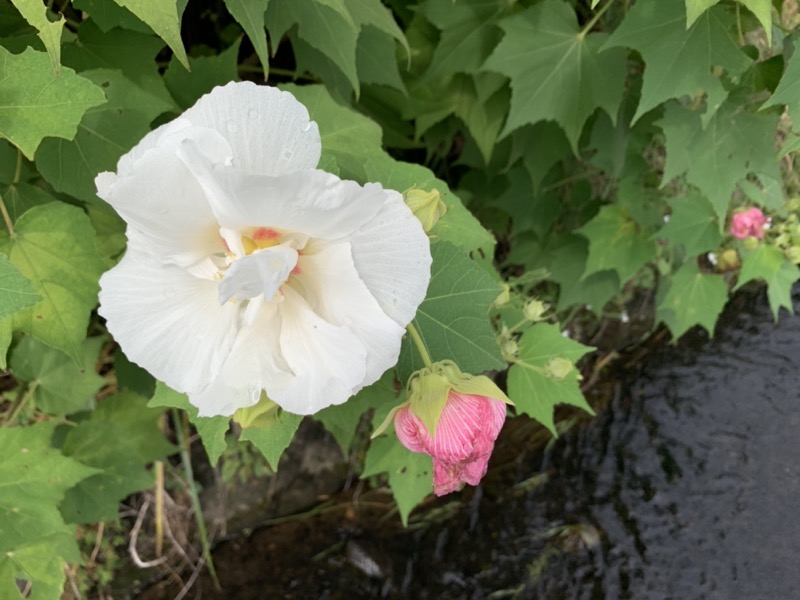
[406,322,433,368]
[2,381,37,426]
[0,191,14,238]
[171,409,220,590]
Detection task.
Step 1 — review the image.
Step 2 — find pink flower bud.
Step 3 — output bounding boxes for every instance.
[730,207,768,239]
[394,391,507,496]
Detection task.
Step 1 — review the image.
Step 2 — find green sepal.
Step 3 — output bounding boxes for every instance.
[232,394,280,429]
[407,367,451,437]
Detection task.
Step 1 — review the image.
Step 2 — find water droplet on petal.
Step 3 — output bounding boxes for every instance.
[283,149,293,160]
[302,123,312,132]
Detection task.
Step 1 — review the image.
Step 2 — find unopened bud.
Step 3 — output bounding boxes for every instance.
[786,246,800,264]
[545,357,574,380]
[523,299,548,322]
[716,248,740,272]
[743,236,760,250]
[494,283,511,307]
[404,188,447,232]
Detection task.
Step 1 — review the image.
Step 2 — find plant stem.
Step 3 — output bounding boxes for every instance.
[171,409,220,590]
[406,322,433,368]
[3,381,38,426]
[579,0,614,39]
[0,191,14,238]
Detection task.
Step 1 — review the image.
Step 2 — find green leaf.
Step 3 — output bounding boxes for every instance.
[36,68,174,204]
[0,254,39,319]
[736,244,800,318]
[0,535,74,600]
[9,0,63,73]
[0,47,106,159]
[398,241,504,379]
[110,0,188,69]
[149,381,230,466]
[9,336,105,415]
[0,422,96,555]
[362,434,432,526]
[164,39,241,109]
[686,0,772,45]
[605,0,751,123]
[0,203,105,364]
[224,0,269,76]
[356,25,406,92]
[239,410,303,470]
[577,204,656,283]
[315,372,398,455]
[72,0,152,33]
[656,194,722,256]
[61,20,176,111]
[763,41,800,112]
[483,0,627,150]
[657,262,728,338]
[60,391,175,523]
[507,323,593,436]
[421,0,509,78]
[658,101,781,225]
[2,182,57,224]
[269,0,359,93]
[0,318,10,370]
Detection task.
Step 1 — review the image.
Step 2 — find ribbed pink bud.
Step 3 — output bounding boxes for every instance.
[395,392,507,496]
[730,207,768,239]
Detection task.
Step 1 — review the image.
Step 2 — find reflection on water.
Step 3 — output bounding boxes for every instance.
[516,287,800,599]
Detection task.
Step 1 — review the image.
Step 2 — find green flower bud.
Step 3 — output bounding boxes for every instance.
[742,236,760,251]
[545,357,574,380]
[786,246,800,264]
[404,188,447,233]
[523,299,548,322]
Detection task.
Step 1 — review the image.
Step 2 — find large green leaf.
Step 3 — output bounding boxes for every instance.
[224,0,269,76]
[36,69,173,204]
[398,241,504,379]
[110,0,188,69]
[657,262,728,338]
[483,0,627,150]
[0,203,105,364]
[507,323,593,435]
[735,244,799,318]
[0,422,96,599]
[577,204,656,283]
[362,434,432,526]
[9,336,105,415]
[655,194,722,256]
[605,0,751,123]
[658,101,780,225]
[149,382,230,467]
[0,254,39,319]
[61,20,176,110]
[163,38,241,109]
[0,47,105,159]
[9,0,63,73]
[60,391,175,523]
[686,0,772,45]
[420,0,509,79]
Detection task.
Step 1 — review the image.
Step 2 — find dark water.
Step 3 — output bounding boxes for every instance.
[136,287,800,599]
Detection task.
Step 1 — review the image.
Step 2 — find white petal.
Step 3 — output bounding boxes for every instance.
[99,249,240,394]
[189,304,293,416]
[96,142,223,272]
[179,156,386,241]
[181,81,320,176]
[346,191,432,326]
[270,287,368,414]
[295,242,404,389]
[218,245,298,304]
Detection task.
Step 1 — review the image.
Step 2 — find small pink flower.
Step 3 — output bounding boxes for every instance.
[730,207,768,239]
[395,391,507,496]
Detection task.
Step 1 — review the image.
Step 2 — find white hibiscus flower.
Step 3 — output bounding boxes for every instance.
[98,81,431,417]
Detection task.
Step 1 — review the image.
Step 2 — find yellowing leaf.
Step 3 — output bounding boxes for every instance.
[0,47,105,159]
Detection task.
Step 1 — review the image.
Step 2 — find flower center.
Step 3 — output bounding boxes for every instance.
[217,226,306,305]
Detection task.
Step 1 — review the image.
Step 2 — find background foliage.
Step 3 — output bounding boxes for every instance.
[1,0,800,596]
